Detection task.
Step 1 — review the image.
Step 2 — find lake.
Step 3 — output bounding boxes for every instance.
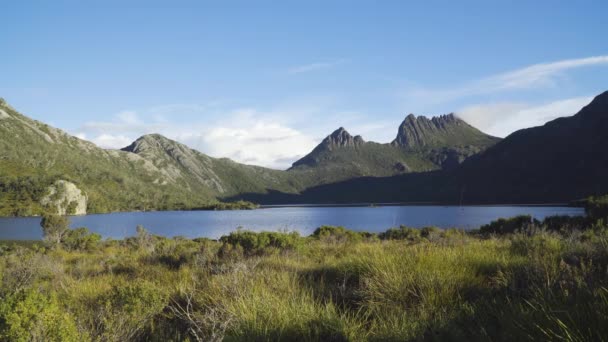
[0,205,585,240]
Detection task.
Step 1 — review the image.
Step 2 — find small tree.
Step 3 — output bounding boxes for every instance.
[136,225,154,251]
[40,214,69,247]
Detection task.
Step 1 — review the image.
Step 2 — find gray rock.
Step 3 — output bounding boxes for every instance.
[40,180,87,215]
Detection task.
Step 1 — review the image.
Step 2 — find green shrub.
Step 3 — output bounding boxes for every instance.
[91,282,167,341]
[219,230,303,255]
[63,227,101,251]
[420,226,443,240]
[585,195,608,221]
[311,226,364,243]
[40,214,70,247]
[480,215,539,235]
[379,225,421,241]
[0,290,81,341]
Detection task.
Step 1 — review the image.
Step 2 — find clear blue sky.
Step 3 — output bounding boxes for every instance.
[2,1,607,168]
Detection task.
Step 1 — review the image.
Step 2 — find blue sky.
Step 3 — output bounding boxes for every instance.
[2,1,607,168]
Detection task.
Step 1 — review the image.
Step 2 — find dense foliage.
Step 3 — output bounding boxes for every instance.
[1,214,607,341]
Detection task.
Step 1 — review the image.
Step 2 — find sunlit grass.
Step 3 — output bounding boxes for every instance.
[1,222,608,341]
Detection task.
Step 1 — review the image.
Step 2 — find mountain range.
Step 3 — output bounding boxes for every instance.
[1,91,607,216]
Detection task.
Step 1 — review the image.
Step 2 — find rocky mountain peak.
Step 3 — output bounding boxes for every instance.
[290,127,365,168]
[121,134,173,154]
[324,127,365,149]
[391,113,482,148]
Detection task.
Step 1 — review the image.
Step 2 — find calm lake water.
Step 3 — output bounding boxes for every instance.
[0,205,585,240]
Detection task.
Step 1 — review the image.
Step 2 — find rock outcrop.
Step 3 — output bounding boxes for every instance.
[40,180,87,215]
[292,127,364,167]
[391,113,496,148]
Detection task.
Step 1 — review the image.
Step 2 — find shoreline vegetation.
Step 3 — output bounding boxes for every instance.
[0,195,606,341]
[0,200,260,218]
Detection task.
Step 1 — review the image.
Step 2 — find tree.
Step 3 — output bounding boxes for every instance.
[136,225,154,251]
[40,214,69,247]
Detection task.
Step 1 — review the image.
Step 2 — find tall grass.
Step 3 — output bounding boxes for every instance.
[0,221,607,341]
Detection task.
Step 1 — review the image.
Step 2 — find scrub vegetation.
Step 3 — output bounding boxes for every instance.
[0,198,606,341]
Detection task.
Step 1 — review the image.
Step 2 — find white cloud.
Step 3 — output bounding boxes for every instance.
[198,118,317,168]
[408,55,608,102]
[73,107,319,169]
[457,96,593,137]
[91,134,135,149]
[287,59,345,74]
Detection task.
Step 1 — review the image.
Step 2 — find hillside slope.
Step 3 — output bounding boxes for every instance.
[0,100,298,215]
[455,90,608,202]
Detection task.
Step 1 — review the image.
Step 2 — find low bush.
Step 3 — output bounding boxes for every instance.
[585,194,608,220]
[219,230,303,255]
[480,215,539,235]
[0,290,81,341]
[63,227,101,251]
[378,225,421,241]
[311,225,367,244]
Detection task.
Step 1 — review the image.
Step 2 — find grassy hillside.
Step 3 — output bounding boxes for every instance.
[0,98,503,214]
[0,211,606,341]
[0,100,239,215]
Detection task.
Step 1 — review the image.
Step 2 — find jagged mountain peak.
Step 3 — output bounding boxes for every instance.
[326,127,365,148]
[122,133,186,154]
[392,112,495,148]
[290,127,365,168]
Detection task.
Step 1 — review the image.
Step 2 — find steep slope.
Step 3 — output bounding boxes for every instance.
[121,134,302,196]
[288,127,432,184]
[288,114,499,183]
[392,113,497,148]
[455,91,608,202]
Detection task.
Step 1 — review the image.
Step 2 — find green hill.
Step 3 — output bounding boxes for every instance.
[0,100,298,216]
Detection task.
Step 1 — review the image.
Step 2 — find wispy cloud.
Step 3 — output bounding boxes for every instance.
[456,96,593,137]
[287,59,345,74]
[408,55,608,102]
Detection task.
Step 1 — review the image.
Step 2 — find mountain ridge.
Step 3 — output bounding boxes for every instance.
[229,91,608,204]
[290,112,500,176]
[2,92,606,215]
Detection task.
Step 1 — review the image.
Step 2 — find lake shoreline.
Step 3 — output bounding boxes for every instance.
[259,202,576,208]
[0,205,586,241]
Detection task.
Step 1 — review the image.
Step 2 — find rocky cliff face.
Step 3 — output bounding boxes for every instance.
[391,113,498,148]
[318,127,365,151]
[122,134,228,193]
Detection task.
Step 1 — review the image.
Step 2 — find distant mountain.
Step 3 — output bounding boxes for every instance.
[392,113,497,148]
[242,91,608,204]
[121,134,300,196]
[4,91,605,215]
[288,114,500,182]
